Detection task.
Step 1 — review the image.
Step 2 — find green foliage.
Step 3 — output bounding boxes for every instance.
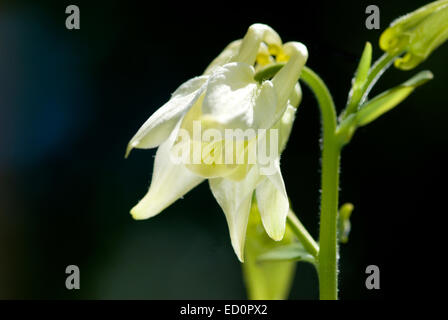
[258,242,316,264]
[356,71,433,126]
[343,42,372,118]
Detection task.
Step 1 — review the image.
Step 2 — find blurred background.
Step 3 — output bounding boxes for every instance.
[0,0,446,299]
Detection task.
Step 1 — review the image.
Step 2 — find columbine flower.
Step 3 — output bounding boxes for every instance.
[380,0,448,70]
[126,24,308,261]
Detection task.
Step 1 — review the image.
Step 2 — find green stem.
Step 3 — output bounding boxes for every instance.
[317,139,340,300]
[301,66,340,300]
[287,212,319,258]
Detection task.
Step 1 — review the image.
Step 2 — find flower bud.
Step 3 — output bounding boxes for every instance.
[380,0,448,70]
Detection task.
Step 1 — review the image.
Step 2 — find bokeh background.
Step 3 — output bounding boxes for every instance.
[0,0,446,299]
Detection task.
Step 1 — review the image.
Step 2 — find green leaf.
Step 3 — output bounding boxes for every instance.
[343,42,372,118]
[355,42,373,86]
[356,70,433,126]
[258,242,316,264]
[242,199,297,300]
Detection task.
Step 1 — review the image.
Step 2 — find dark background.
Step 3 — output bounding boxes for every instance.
[0,0,446,299]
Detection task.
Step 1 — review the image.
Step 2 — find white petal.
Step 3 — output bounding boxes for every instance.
[130,122,205,220]
[203,40,242,75]
[256,160,289,241]
[289,82,303,109]
[259,84,300,155]
[126,76,208,157]
[276,104,297,153]
[232,24,282,65]
[272,42,308,118]
[209,166,262,262]
[256,103,297,166]
[201,62,276,131]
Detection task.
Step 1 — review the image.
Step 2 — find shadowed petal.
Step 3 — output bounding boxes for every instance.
[209,167,262,261]
[256,160,289,241]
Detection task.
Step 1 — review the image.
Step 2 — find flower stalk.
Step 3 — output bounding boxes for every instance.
[300,66,340,300]
[286,211,319,258]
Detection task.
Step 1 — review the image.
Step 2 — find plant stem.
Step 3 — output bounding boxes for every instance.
[287,212,319,258]
[317,138,340,300]
[301,66,340,300]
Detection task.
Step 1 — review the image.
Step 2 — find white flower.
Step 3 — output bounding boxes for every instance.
[126,24,308,261]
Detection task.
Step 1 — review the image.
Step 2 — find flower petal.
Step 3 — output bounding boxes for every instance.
[209,166,262,261]
[203,40,242,75]
[130,121,205,220]
[272,42,308,118]
[289,82,302,109]
[276,103,297,153]
[232,24,282,65]
[256,160,289,241]
[126,75,208,157]
[201,62,277,132]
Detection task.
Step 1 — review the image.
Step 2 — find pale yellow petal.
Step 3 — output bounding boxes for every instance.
[130,122,204,220]
[272,42,308,118]
[201,62,277,132]
[209,166,262,261]
[203,40,242,75]
[256,160,289,241]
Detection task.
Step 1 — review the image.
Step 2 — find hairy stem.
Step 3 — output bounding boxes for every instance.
[301,66,340,300]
